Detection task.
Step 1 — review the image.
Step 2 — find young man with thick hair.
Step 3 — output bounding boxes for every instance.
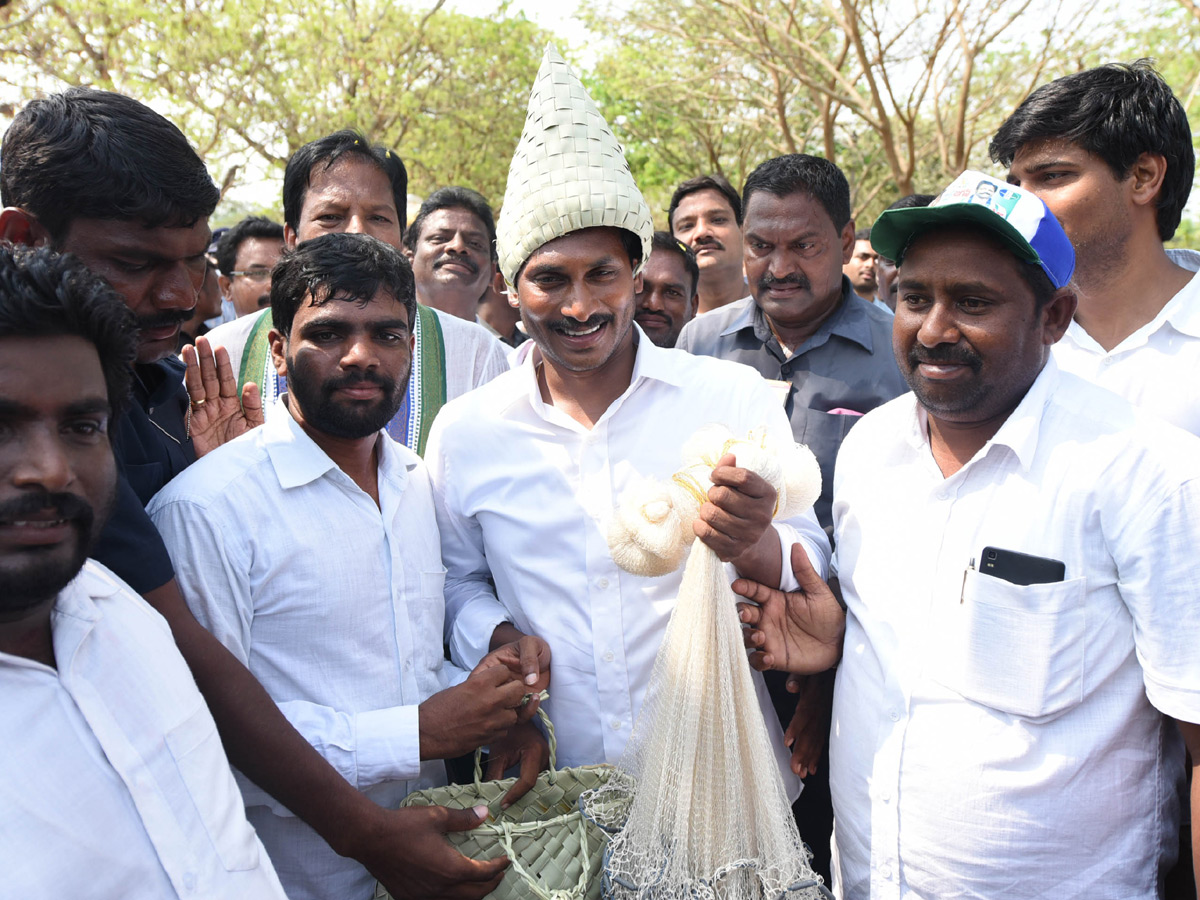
[991,59,1200,436]
[150,233,541,900]
[634,230,699,348]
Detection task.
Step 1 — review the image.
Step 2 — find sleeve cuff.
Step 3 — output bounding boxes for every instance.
[773,521,831,591]
[448,595,513,670]
[355,705,421,785]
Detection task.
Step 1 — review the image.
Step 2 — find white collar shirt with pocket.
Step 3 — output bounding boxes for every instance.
[148,401,462,900]
[829,358,1200,900]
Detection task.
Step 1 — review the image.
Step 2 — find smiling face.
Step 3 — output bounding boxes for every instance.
[0,335,116,613]
[515,227,640,376]
[634,248,698,347]
[56,217,210,363]
[408,206,494,318]
[893,228,1071,434]
[287,156,404,251]
[743,190,854,337]
[671,189,743,277]
[270,290,413,443]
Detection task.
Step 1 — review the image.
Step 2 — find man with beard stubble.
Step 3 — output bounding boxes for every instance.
[149,233,545,900]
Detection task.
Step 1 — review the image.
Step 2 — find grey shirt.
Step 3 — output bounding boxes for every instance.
[676,279,908,528]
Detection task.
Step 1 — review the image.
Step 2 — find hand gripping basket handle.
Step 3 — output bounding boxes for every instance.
[471,694,594,900]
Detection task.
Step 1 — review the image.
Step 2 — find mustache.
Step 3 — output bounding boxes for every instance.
[435,255,479,275]
[548,313,614,333]
[758,272,810,292]
[694,237,725,252]
[137,308,192,331]
[0,492,94,525]
[908,343,982,370]
[324,369,393,392]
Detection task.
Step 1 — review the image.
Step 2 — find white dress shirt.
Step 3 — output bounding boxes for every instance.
[149,401,461,900]
[426,328,831,798]
[829,359,1200,899]
[0,562,286,900]
[1054,247,1200,436]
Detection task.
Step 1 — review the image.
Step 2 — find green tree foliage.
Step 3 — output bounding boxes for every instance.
[582,0,1125,223]
[0,0,554,208]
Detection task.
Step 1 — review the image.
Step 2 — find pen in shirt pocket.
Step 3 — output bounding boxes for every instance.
[961,557,976,604]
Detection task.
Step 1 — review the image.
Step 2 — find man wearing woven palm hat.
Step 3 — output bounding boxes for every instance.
[427,47,831,791]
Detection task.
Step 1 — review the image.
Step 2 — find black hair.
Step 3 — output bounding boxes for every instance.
[282,130,409,234]
[668,174,743,229]
[742,154,851,231]
[270,233,416,338]
[650,230,699,295]
[990,60,1194,241]
[885,193,936,212]
[0,88,219,243]
[0,245,137,414]
[403,186,496,259]
[853,226,872,243]
[215,216,285,276]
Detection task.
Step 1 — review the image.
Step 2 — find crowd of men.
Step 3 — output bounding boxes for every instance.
[0,49,1198,900]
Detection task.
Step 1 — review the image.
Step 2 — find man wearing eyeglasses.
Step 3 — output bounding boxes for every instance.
[216,215,285,318]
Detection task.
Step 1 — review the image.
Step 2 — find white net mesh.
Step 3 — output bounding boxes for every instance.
[583,426,830,900]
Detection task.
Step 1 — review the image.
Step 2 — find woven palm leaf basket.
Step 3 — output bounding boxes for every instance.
[375,705,621,900]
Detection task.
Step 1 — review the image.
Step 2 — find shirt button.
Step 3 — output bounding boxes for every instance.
[879,863,892,880]
[935,489,949,501]
[183,872,197,891]
[889,709,900,722]
[603,650,615,662]
[1103,356,1115,366]
[610,719,622,730]
[597,577,610,589]
[881,788,892,802]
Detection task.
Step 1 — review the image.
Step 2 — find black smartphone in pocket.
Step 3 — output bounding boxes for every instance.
[980,546,1066,586]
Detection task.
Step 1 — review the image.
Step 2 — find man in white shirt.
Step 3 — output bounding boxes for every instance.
[150,234,544,900]
[427,48,830,791]
[992,60,1200,436]
[738,172,1200,898]
[0,245,287,899]
[206,130,509,456]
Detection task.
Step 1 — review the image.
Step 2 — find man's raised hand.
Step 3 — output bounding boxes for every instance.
[183,335,264,456]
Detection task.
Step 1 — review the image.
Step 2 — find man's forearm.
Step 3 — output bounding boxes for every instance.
[144,580,382,858]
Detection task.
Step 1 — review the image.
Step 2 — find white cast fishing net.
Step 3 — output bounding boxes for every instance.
[583,425,832,900]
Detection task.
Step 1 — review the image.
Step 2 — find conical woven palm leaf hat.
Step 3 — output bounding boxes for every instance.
[496,45,654,288]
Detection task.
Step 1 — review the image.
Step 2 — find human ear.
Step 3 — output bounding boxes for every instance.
[1040,286,1077,345]
[268,329,289,378]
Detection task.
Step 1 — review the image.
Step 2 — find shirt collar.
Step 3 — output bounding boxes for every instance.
[263,397,413,491]
[905,357,1058,473]
[518,322,688,411]
[727,278,878,356]
[1161,249,1200,339]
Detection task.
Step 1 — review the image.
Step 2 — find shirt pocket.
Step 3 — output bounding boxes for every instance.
[164,705,261,871]
[929,570,1087,719]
